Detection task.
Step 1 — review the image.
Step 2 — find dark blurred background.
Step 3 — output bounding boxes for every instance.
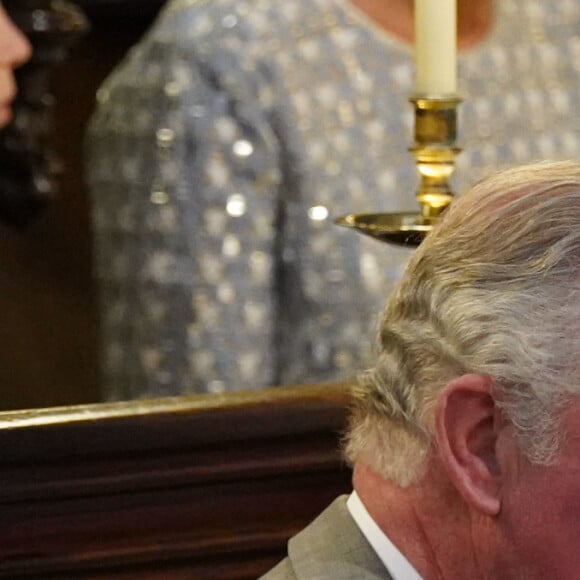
[0,0,166,410]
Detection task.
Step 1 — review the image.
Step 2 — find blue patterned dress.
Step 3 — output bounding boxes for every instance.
[86,0,580,398]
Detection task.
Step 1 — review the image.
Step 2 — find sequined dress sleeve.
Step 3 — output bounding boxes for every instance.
[86,11,282,398]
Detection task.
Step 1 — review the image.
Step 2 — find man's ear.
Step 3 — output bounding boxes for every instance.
[434,374,502,515]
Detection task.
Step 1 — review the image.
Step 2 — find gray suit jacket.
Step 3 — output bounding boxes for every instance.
[260,495,394,580]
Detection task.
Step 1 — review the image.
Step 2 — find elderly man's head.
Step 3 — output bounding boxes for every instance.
[346,160,580,578]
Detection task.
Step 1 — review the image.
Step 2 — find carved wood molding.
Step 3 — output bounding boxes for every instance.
[0,383,353,578]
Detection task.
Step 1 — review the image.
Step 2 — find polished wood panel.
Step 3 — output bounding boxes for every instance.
[0,383,353,578]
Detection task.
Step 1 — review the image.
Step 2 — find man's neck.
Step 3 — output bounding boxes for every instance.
[347,0,493,51]
[352,462,496,580]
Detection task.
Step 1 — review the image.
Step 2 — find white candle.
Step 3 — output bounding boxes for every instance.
[414,0,457,94]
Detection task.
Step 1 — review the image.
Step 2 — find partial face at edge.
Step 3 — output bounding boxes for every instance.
[0,3,32,128]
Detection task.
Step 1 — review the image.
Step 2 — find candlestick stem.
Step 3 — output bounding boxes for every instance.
[335,95,462,246]
[411,95,461,221]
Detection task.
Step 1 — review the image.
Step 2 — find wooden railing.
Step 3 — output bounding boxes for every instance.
[0,383,353,579]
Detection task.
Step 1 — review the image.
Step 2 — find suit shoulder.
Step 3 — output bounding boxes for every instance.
[259,556,296,580]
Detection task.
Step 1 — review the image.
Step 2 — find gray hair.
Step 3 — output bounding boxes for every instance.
[344,161,580,486]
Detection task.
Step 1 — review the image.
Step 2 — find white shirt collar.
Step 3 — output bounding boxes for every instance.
[347,491,423,580]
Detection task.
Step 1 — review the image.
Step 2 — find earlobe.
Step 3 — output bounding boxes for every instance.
[435,374,502,516]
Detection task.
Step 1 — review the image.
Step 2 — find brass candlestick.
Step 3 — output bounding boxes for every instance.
[336,95,462,246]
